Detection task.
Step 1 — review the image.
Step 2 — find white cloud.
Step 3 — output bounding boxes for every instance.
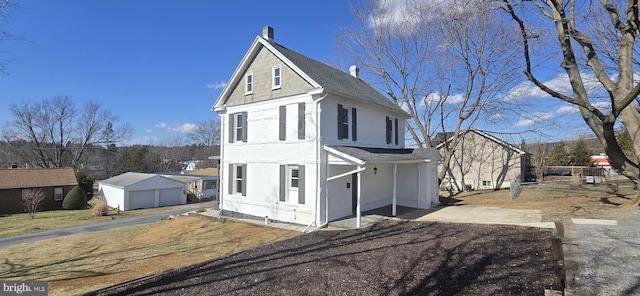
[515,112,553,127]
[206,81,227,89]
[556,100,611,115]
[172,123,197,133]
[421,92,465,106]
[556,105,579,114]
[154,122,197,133]
[155,122,169,129]
[504,72,604,101]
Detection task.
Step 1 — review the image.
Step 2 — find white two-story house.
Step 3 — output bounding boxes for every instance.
[212,27,440,229]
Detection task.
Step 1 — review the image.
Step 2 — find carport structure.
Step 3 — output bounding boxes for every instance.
[323,145,440,228]
[98,172,186,211]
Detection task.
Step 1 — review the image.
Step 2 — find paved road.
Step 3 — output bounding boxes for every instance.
[0,201,217,249]
[573,208,640,295]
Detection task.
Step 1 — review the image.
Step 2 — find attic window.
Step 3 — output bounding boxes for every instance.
[245,73,253,94]
[272,66,281,89]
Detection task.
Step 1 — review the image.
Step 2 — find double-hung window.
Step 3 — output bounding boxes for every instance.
[54,187,63,201]
[337,104,357,141]
[385,116,399,145]
[228,163,247,196]
[279,164,305,204]
[279,103,306,141]
[289,166,299,189]
[245,73,253,94]
[228,112,248,143]
[272,66,281,89]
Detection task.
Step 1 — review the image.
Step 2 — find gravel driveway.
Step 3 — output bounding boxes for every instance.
[574,208,640,295]
[91,220,562,295]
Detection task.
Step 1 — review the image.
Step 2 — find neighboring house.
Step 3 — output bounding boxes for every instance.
[164,168,218,201]
[212,26,441,229]
[0,167,78,215]
[189,168,219,200]
[435,129,533,191]
[98,172,186,211]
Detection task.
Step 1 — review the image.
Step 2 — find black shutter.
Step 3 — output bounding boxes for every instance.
[279,165,286,201]
[298,103,305,139]
[337,104,344,139]
[298,165,305,204]
[228,114,234,143]
[394,118,399,145]
[241,112,248,142]
[386,116,392,144]
[228,163,233,194]
[352,108,357,141]
[279,106,286,141]
[241,164,247,196]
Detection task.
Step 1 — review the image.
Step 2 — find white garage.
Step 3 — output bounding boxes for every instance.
[98,172,187,210]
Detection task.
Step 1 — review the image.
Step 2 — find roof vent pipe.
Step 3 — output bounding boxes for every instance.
[262,26,274,41]
[349,65,359,78]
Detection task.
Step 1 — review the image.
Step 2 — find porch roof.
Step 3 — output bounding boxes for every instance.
[325,145,441,165]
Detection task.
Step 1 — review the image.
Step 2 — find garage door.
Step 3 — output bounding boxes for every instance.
[159,188,183,206]
[129,190,156,210]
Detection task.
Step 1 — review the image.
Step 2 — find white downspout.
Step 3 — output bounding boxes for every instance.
[314,91,328,229]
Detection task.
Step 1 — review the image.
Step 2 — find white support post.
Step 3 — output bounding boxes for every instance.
[356,169,362,228]
[392,163,397,216]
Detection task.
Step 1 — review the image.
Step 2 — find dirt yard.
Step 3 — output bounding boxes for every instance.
[441,181,636,221]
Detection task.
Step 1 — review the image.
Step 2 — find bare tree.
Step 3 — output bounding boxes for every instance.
[0,0,17,75]
[340,0,524,184]
[2,96,132,169]
[21,188,45,219]
[187,119,220,147]
[503,0,640,203]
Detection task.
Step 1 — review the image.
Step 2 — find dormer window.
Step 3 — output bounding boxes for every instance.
[245,73,253,94]
[272,66,281,89]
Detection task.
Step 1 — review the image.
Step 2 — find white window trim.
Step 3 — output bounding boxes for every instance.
[272,66,281,90]
[54,187,63,201]
[289,166,299,191]
[234,165,244,195]
[235,113,244,142]
[245,73,253,95]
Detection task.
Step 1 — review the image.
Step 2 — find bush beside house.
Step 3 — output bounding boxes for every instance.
[62,186,88,210]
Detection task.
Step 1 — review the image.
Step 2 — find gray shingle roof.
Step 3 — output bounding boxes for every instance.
[270,42,408,116]
[99,172,157,188]
[328,145,440,164]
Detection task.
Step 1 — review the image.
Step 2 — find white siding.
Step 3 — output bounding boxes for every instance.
[99,184,125,210]
[319,96,406,148]
[221,95,317,225]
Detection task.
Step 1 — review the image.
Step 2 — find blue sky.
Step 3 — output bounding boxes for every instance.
[0,0,358,144]
[0,0,601,146]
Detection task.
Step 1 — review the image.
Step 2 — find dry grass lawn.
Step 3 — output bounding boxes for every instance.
[0,202,213,238]
[0,215,299,296]
[442,179,637,220]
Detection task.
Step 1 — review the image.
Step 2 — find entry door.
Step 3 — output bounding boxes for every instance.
[351,173,358,215]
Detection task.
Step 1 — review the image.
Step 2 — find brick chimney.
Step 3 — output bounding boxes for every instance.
[262,26,274,41]
[349,65,359,78]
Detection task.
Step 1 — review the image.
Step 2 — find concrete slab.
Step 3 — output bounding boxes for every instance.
[571,218,618,226]
[328,205,555,230]
[415,206,556,228]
